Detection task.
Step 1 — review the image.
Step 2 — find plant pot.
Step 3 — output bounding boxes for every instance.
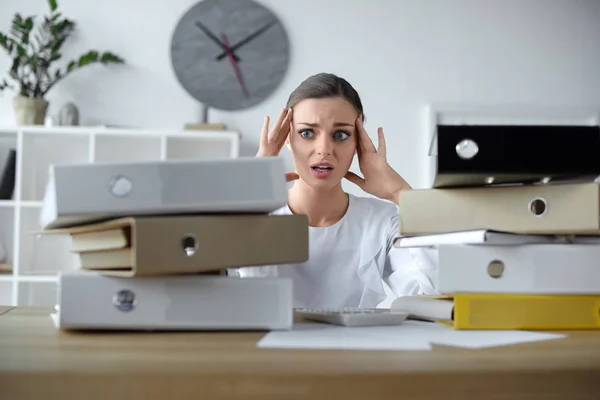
[13,95,49,126]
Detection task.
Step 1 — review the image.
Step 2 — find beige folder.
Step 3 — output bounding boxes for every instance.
[398,182,600,235]
[42,214,308,277]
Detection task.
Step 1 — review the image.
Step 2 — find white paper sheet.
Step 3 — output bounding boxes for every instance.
[256,320,567,351]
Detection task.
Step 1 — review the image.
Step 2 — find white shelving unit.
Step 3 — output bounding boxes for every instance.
[0,125,240,307]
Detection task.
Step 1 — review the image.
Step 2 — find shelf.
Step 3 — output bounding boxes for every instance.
[166,135,235,160]
[18,207,79,275]
[0,126,95,134]
[0,130,17,142]
[1,125,240,306]
[17,274,58,283]
[17,281,57,307]
[0,206,14,270]
[0,281,12,306]
[20,200,43,208]
[20,132,90,201]
[94,133,162,163]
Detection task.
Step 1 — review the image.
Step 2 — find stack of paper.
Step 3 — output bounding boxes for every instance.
[257,320,567,351]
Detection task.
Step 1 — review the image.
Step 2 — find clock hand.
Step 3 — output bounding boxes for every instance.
[215,19,276,61]
[195,21,241,62]
[221,33,249,98]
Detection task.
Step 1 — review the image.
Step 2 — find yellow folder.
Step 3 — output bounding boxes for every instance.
[392,293,600,330]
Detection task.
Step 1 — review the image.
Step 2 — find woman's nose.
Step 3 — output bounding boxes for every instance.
[316,136,333,155]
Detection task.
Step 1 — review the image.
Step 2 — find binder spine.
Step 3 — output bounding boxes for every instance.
[452,293,600,330]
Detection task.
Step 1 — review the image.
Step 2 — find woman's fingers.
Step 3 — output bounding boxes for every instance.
[285,172,300,182]
[284,107,293,127]
[344,171,365,188]
[276,108,293,147]
[260,115,270,143]
[377,127,386,159]
[259,109,293,157]
[356,117,376,153]
[268,108,288,141]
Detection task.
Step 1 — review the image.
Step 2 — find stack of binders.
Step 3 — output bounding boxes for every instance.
[38,156,308,331]
[393,123,600,330]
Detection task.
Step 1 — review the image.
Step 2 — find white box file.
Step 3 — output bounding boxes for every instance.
[437,244,600,294]
[54,272,293,331]
[40,156,288,229]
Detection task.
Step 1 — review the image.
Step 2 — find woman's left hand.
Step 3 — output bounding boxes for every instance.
[344,117,412,203]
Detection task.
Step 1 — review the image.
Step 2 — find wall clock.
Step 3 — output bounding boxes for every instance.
[170,0,290,112]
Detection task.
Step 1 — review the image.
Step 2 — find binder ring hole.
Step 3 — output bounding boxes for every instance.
[528,197,548,217]
[181,234,198,257]
[113,289,136,312]
[455,138,479,160]
[108,175,132,198]
[487,260,504,278]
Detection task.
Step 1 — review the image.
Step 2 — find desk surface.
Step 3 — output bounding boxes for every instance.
[1,306,599,400]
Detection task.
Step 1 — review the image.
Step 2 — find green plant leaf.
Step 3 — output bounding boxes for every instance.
[3,0,126,98]
[0,78,13,91]
[77,50,99,66]
[0,33,9,50]
[51,36,66,53]
[100,52,125,64]
[16,45,27,57]
[24,17,34,31]
[9,57,19,79]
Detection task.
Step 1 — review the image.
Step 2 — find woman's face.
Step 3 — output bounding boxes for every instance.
[287,97,358,190]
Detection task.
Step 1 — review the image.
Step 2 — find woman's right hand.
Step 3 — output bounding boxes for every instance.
[256,108,299,182]
[257,108,293,158]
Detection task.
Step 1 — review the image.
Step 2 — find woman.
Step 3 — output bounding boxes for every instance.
[235,73,438,309]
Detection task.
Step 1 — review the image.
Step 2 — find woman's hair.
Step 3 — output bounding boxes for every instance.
[285,73,365,121]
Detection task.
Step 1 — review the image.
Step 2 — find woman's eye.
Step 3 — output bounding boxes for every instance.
[333,131,350,141]
[299,130,313,138]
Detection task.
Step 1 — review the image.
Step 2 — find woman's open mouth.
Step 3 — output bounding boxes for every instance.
[310,162,334,179]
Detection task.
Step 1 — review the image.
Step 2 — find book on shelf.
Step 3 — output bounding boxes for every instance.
[0,147,16,200]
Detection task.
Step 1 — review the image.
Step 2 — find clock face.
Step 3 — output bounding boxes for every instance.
[170,0,290,111]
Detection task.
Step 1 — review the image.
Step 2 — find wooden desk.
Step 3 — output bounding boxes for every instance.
[0,306,599,400]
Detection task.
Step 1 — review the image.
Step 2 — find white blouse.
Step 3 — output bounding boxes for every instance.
[231,193,439,308]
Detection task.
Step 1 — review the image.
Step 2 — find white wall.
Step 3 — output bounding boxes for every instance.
[1,0,600,192]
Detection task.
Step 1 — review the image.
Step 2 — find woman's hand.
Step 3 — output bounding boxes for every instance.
[344,117,411,203]
[256,108,299,182]
[257,108,293,157]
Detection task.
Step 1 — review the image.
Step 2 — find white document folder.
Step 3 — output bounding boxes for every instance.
[437,244,600,294]
[40,156,289,229]
[54,272,293,331]
[393,229,560,248]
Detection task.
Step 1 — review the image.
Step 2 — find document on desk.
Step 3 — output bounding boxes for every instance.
[256,321,567,351]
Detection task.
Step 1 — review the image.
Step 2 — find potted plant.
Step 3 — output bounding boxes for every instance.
[0,0,124,125]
